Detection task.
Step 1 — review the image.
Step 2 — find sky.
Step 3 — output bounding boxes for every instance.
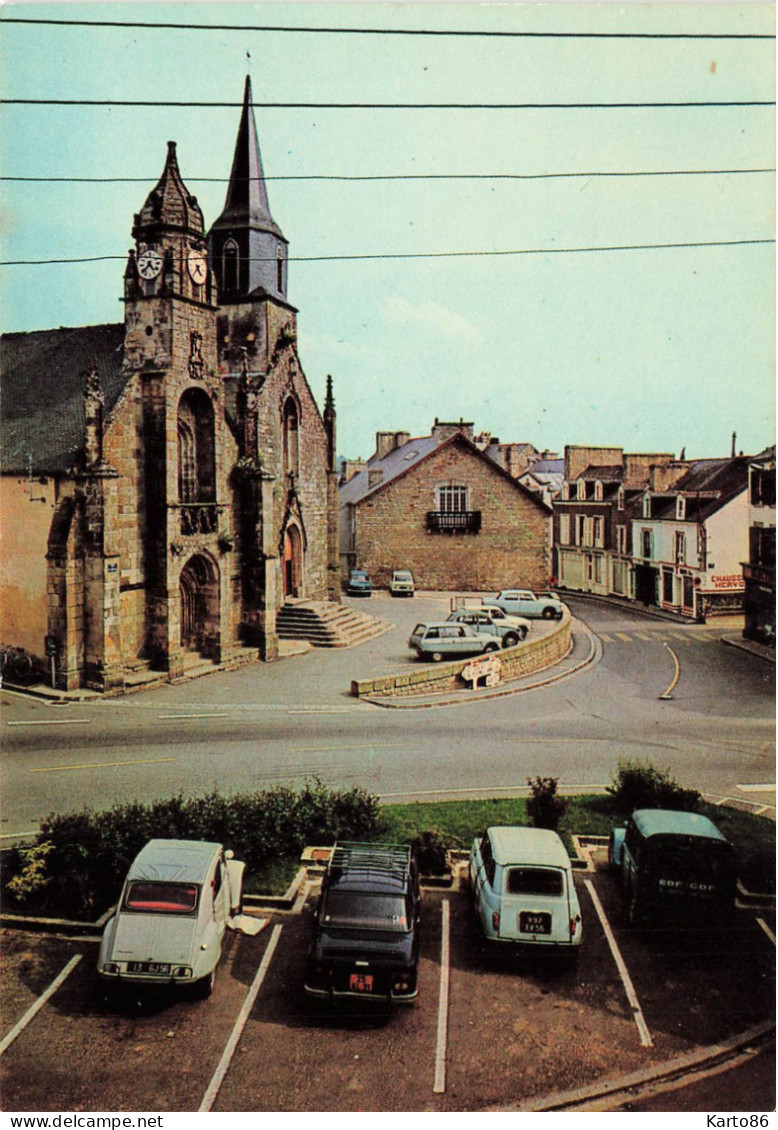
[1,0,775,463]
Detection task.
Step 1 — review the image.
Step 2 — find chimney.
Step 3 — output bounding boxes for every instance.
[432,418,475,444]
[731,431,737,458]
[374,431,409,460]
[342,458,366,483]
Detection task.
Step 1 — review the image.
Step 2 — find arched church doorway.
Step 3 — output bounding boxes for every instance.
[179,554,220,655]
[283,525,303,598]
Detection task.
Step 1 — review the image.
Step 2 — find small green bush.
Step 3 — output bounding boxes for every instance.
[3,780,381,919]
[526,776,569,830]
[607,758,700,814]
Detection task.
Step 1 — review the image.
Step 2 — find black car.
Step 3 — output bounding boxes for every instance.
[304,841,421,1005]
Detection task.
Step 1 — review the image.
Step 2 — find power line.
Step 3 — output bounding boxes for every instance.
[1,168,774,185]
[2,16,774,39]
[3,238,772,267]
[3,99,773,109]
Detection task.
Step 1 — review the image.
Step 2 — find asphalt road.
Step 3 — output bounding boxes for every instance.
[1,594,774,838]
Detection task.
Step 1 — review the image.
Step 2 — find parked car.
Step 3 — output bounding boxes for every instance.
[447,607,529,648]
[97,839,245,997]
[484,589,565,620]
[469,826,582,954]
[389,569,415,597]
[304,841,421,1005]
[476,605,533,637]
[408,621,502,662]
[347,569,372,596]
[608,809,737,926]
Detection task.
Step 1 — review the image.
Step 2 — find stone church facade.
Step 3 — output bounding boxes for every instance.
[0,78,340,691]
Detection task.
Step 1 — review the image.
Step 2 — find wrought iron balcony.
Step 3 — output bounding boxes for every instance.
[177,503,219,536]
[426,510,482,534]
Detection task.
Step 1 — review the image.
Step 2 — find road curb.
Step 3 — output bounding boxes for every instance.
[495,1019,775,1112]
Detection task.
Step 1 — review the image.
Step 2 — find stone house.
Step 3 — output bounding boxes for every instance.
[0,78,339,691]
[339,421,552,591]
[553,446,678,597]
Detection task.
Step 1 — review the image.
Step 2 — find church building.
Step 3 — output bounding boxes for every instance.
[0,78,340,691]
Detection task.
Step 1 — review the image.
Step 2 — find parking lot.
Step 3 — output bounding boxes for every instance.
[1,858,774,1113]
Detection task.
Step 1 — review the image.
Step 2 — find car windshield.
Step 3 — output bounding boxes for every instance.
[394,572,412,580]
[321,891,410,931]
[506,868,564,896]
[124,880,200,914]
[352,571,367,579]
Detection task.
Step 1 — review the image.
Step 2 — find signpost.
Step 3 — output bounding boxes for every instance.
[461,654,502,690]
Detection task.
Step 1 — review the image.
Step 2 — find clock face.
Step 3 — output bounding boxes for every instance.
[188,249,208,285]
[137,248,163,280]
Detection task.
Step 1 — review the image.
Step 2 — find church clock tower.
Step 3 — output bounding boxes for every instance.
[123,141,232,678]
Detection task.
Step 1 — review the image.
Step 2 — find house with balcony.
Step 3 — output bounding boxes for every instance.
[631,457,750,619]
[742,446,775,644]
[339,420,552,591]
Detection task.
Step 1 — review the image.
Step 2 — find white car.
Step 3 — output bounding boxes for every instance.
[97,839,245,997]
[469,826,582,955]
[485,589,565,620]
[389,569,415,597]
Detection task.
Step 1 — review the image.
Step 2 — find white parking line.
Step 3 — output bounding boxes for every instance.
[757,918,776,945]
[583,880,653,1048]
[737,783,776,793]
[0,955,83,1056]
[199,923,283,1112]
[433,899,451,1094]
[158,714,228,720]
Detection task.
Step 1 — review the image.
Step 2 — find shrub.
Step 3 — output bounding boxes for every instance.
[4,780,381,919]
[411,830,449,875]
[526,777,569,830]
[607,758,700,814]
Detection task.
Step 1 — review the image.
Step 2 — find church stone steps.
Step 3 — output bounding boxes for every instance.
[276,600,392,648]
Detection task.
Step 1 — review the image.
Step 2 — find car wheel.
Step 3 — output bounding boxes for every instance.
[520,627,528,640]
[542,607,556,620]
[502,632,519,649]
[194,968,216,999]
[483,642,499,653]
[430,652,444,663]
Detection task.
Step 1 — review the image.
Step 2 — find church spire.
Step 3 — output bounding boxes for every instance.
[208,76,289,304]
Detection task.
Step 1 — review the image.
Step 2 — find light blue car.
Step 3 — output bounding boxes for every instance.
[408,621,501,662]
[484,589,565,620]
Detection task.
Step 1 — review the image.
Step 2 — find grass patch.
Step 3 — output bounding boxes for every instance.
[379,795,775,893]
[244,854,301,896]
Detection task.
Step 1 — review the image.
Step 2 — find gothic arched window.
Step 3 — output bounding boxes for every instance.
[283,397,300,476]
[177,389,216,503]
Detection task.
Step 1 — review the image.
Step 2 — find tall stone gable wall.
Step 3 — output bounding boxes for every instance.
[256,343,331,599]
[353,442,551,591]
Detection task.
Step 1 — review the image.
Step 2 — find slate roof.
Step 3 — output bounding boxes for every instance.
[648,457,750,521]
[580,464,625,482]
[1,324,127,474]
[338,434,438,506]
[339,430,550,512]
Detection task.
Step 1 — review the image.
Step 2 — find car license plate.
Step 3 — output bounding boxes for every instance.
[127,961,171,975]
[519,911,551,935]
[349,972,374,993]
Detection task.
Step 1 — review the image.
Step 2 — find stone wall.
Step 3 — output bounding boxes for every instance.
[351,608,572,698]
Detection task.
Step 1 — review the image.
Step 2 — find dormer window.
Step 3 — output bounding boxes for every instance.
[594,481,604,501]
[576,480,586,500]
[642,494,651,519]
[676,495,686,520]
[617,487,625,510]
[561,482,570,501]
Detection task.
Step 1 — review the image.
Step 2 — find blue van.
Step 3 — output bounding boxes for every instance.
[609,809,737,926]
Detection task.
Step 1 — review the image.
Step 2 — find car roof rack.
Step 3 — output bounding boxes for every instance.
[328,841,412,883]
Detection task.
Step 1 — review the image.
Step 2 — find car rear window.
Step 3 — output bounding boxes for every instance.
[124,881,200,914]
[506,868,564,896]
[321,891,410,931]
